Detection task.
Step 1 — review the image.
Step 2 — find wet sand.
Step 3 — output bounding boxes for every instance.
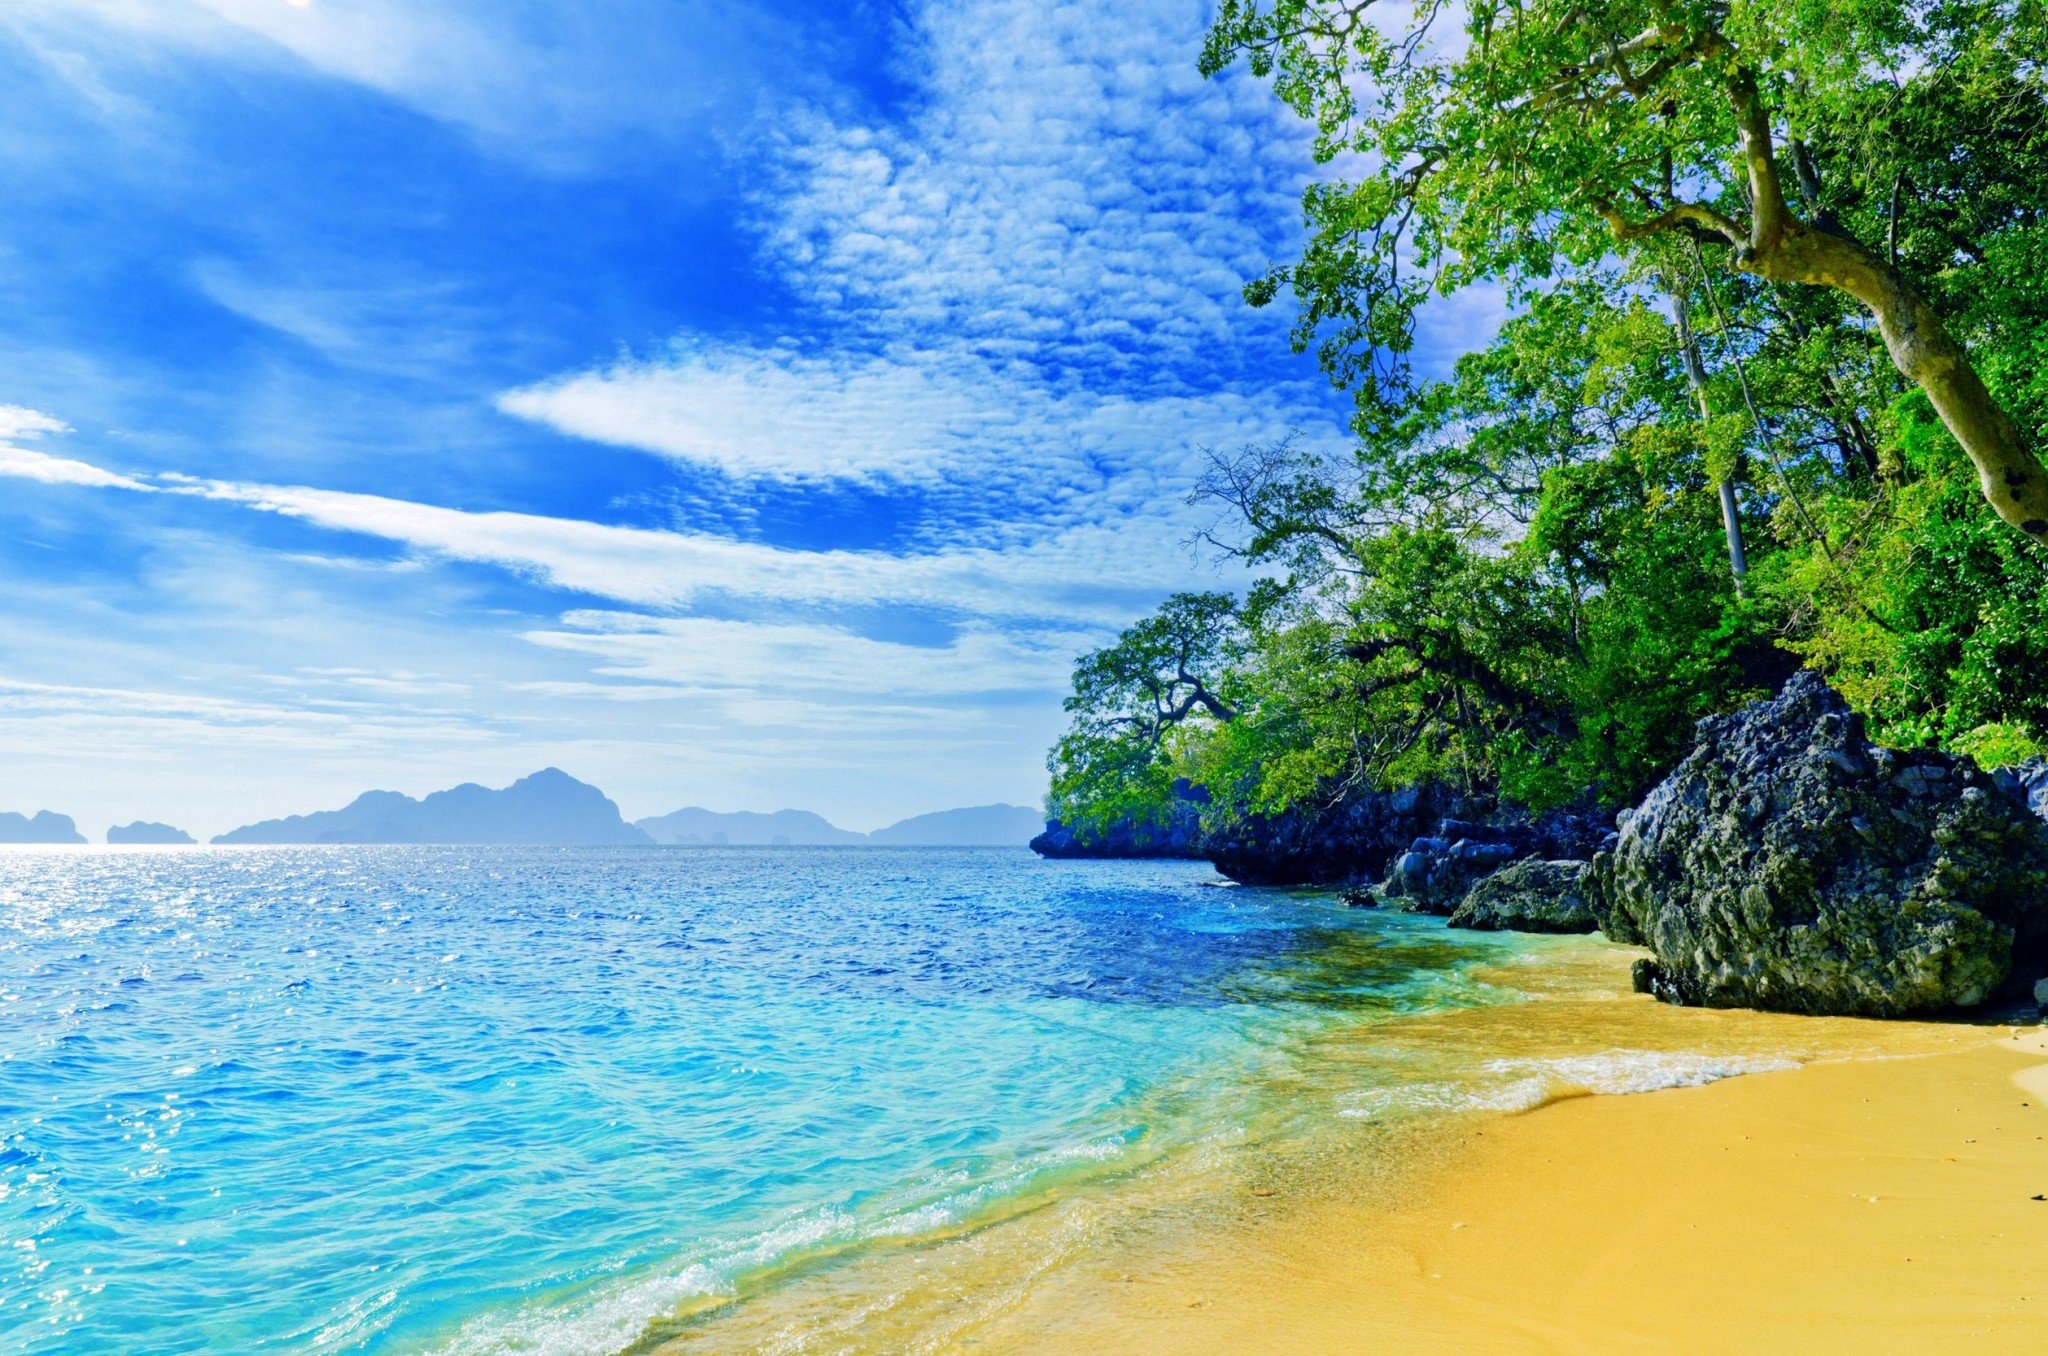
[649,941,2048,1354]
[1001,1026,2048,1354]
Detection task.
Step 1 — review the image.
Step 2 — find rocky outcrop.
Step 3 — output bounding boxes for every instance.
[1202,782,1473,886]
[1380,828,1521,913]
[1448,859,1596,933]
[1994,757,2048,823]
[1378,808,1614,914]
[1589,671,2048,1017]
[1031,780,1206,860]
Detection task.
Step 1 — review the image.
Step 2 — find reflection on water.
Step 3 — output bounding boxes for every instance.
[0,847,1531,1354]
[0,846,1959,1354]
[649,939,1985,1356]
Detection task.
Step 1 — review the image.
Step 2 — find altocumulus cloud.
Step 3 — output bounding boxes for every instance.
[499,0,1344,500]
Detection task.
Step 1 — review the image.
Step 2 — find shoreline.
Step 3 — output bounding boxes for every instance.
[640,935,2047,1354]
[981,1023,2048,1354]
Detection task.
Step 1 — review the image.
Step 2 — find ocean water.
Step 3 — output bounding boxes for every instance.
[0,845,1790,1353]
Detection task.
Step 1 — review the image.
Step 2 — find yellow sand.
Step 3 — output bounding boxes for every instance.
[648,946,2048,1355]
[1015,1028,2048,1355]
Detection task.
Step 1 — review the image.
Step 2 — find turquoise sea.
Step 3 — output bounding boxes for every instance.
[0,845,1771,1353]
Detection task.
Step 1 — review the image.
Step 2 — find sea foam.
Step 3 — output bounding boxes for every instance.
[1338,1050,1800,1119]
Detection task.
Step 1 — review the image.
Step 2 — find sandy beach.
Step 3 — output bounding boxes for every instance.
[641,939,2048,1355]
[1025,1024,2048,1354]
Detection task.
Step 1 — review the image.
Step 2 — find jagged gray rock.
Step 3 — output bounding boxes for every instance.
[1994,757,2048,823]
[1381,833,1521,914]
[1448,859,1595,933]
[1589,671,2048,1017]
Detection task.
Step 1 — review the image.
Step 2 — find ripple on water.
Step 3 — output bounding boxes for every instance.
[0,846,1627,1353]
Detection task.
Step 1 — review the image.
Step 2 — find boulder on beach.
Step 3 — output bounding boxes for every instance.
[1378,808,1613,916]
[1589,671,2048,1017]
[1381,830,1521,914]
[1447,858,1596,933]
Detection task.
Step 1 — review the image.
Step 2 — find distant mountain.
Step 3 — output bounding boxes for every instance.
[214,769,651,845]
[866,804,1043,846]
[108,821,196,845]
[635,807,867,846]
[634,802,1045,846]
[0,810,87,845]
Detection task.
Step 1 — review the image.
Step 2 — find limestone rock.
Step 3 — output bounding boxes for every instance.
[1589,672,2048,1017]
[1448,859,1596,933]
[1994,757,2048,824]
[1381,832,1521,914]
[1031,780,1207,859]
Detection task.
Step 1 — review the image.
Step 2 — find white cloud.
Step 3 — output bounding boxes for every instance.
[501,342,1336,493]
[5,0,822,169]
[753,0,1311,365]
[0,405,152,489]
[0,405,73,442]
[523,612,1089,704]
[0,435,1221,622]
[190,258,483,376]
[500,0,1342,492]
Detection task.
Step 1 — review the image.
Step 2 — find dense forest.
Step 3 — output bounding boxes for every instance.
[1048,0,2048,840]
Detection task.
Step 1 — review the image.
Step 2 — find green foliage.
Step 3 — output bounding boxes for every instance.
[1046,1,2048,836]
[1045,593,1245,832]
[1778,400,2048,759]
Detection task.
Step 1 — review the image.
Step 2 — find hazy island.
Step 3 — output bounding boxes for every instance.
[199,768,1045,847]
[0,810,87,845]
[107,821,197,845]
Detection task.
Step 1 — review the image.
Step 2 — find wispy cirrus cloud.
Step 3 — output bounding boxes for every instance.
[0,405,151,489]
[523,612,1091,702]
[0,424,1212,623]
[3,0,852,171]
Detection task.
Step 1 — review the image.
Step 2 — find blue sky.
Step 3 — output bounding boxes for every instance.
[0,0,1497,838]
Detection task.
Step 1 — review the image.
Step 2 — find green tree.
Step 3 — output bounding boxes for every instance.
[1045,593,1245,831]
[1203,0,2048,542]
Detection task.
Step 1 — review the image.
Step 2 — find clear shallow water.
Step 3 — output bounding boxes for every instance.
[1,845,1573,1353]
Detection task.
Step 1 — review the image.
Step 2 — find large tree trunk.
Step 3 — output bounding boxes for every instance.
[1737,223,2048,542]
[1708,61,2048,543]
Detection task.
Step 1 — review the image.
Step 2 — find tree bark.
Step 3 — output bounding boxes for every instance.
[1711,61,2048,543]
[1671,285,1748,593]
[1735,223,2048,542]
